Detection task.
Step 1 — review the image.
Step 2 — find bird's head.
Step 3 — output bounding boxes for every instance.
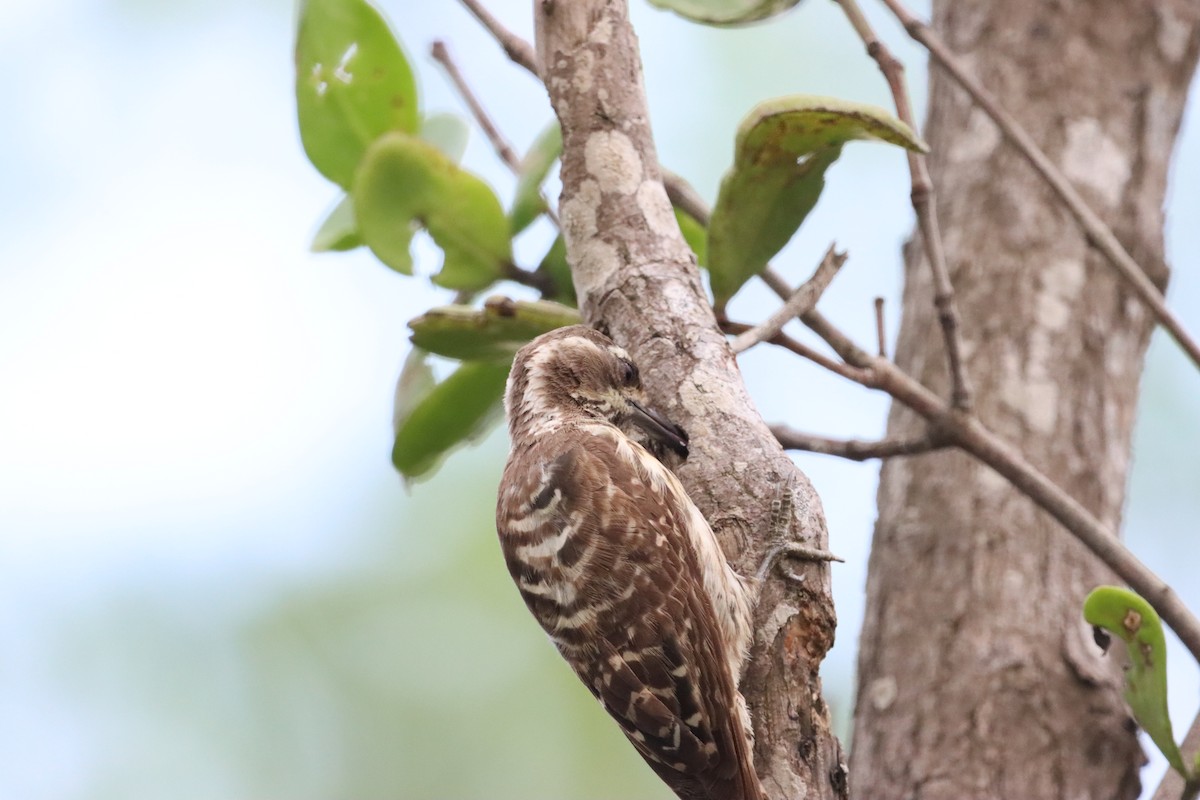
[505,325,689,459]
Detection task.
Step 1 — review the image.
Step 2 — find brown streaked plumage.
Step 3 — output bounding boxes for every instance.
[496,325,763,800]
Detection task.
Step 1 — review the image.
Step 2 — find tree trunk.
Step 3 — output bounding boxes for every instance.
[852,2,1200,798]
[535,1,845,797]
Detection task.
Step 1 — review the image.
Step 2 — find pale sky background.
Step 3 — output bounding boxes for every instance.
[0,1,1197,798]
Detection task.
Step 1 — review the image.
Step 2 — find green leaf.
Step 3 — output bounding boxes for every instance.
[646,0,802,25]
[409,297,581,361]
[391,359,511,480]
[510,122,563,235]
[420,113,470,163]
[295,0,419,188]
[536,236,576,305]
[354,132,512,289]
[707,95,928,307]
[675,207,707,267]
[1083,586,1187,777]
[310,194,362,252]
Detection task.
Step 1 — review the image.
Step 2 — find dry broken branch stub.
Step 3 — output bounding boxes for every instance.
[730,245,846,354]
[718,318,869,384]
[873,297,886,358]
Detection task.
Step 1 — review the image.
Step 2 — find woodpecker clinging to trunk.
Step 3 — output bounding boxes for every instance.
[496,325,764,800]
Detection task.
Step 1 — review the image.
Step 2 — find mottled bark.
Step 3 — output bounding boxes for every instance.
[852,2,1200,799]
[534,1,845,797]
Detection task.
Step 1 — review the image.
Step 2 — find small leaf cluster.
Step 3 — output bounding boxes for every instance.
[295,0,574,479]
[293,0,924,479]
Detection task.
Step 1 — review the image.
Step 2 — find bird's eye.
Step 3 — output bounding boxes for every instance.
[620,359,639,387]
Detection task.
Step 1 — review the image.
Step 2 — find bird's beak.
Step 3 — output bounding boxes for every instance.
[628,399,690,459]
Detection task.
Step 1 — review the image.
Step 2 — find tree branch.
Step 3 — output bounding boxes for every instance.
[430,39,521,171]
[532,1,843,797]
[653,124,1200,664]
[430,38,559,230]
[835,0,972,410]
[663,168,711,224]
[729,245,846,354]
[456,0,539,75]
[502,262,555,295]
[458,0,1200,783]
[878,0,1200,373]
[772,427,950,461]
[718,318,869,384]
[794,304,1200,664]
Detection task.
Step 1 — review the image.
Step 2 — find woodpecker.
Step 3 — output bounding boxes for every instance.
[496,325,764,800]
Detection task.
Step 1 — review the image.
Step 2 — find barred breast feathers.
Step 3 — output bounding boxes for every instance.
[495,325,763,800]
[499,421,752,666]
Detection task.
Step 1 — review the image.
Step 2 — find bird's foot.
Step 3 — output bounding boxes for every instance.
[755,541,843,584]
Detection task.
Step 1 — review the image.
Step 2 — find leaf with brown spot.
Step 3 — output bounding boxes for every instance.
[1084,586,1188,777]
[707,95,928,307]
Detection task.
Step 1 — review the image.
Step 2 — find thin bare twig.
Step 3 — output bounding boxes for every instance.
[456,0,539,75]
[874,297,887,358]
[878,0,1200,373]
[431,40,521,171]
[836,0,973,411]
[431,38,560,251]
[718,318,869,384]
[771,427,949,461]
[730,246,846,354]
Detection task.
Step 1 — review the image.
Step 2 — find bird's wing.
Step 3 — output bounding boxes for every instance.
[497,429,758,798]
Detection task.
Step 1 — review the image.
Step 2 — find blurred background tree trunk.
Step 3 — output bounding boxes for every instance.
[850,2,1200,798]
